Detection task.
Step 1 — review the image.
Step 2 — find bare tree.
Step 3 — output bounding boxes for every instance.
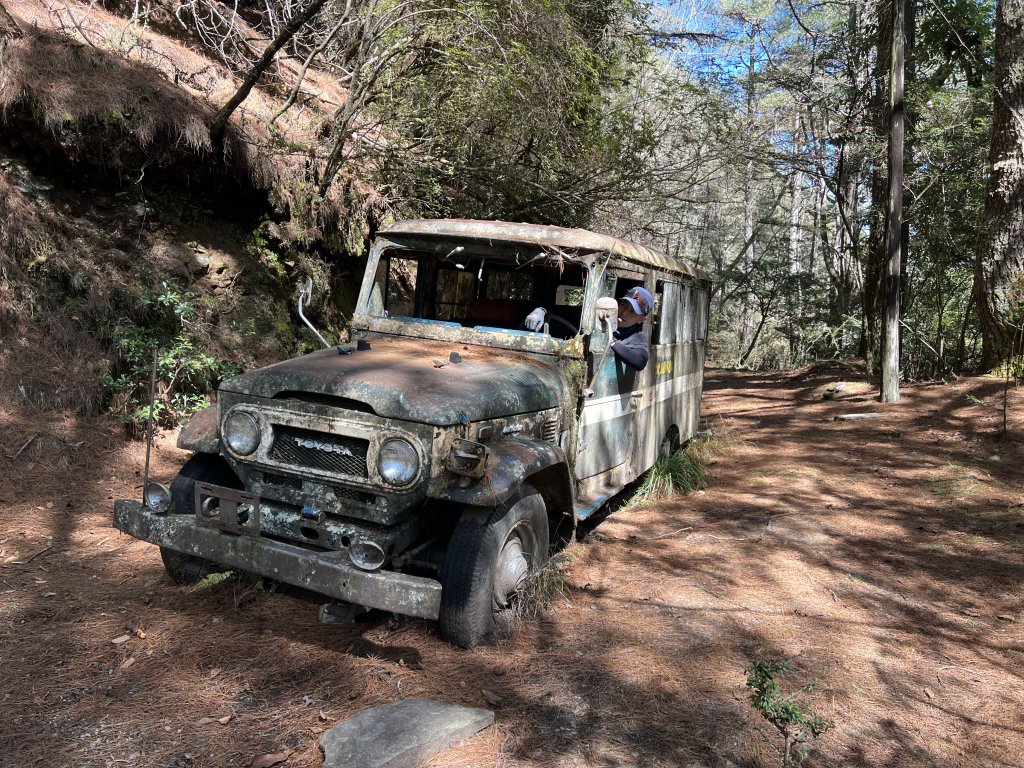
[208,0,330,155]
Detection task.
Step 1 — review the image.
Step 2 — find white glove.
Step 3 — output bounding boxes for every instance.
[524,307,547,331]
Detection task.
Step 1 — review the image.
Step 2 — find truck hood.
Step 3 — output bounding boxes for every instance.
[220,337,567,426]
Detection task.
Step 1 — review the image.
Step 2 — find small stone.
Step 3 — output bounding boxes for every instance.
[432,359,448,368]
[481,690,502,707]
[492,666,507,677]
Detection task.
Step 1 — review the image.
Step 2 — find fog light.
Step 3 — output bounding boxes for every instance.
[349,539,386,571]
[144,482,171,514]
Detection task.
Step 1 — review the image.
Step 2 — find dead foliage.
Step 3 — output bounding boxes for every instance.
[2,367,1022,767]
[0,0,388,250]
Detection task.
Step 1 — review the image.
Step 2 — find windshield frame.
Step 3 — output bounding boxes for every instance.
[351,236,602,358]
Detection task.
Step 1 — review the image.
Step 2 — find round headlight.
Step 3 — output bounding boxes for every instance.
[144,482,171,514]
[223,410,261,456]
[377,438,419,486]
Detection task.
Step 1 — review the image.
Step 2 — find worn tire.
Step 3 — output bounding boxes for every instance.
[439,485,549,649]
[659,426,681,458]
[160,454,239,586]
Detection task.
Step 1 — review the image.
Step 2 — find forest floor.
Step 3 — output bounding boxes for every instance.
[1,363,1022,768]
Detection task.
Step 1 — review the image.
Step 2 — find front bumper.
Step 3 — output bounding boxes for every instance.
[113,500,442,620]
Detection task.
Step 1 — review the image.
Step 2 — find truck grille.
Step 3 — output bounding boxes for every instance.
[268,426,369,477]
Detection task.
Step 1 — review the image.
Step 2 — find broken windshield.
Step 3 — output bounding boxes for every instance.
[363,247,589,340]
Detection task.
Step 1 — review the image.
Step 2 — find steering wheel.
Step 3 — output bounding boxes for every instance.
[519,313,579,337]
[543,314,579,337]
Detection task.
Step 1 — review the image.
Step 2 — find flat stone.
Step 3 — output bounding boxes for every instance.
[833,412,883,421]
[320,699,494,768]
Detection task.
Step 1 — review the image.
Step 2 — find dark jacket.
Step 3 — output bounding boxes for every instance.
[611,324,649,371]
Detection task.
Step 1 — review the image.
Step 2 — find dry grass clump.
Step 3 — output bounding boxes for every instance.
[0,171,54,267]
[0,28,211,154]
[0,0,384,251]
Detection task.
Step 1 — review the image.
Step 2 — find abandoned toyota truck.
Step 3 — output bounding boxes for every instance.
[113,219,710,647]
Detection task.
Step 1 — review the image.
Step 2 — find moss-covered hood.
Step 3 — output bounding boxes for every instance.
[220,337,567,426]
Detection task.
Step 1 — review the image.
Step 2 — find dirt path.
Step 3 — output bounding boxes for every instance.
[2,365,1022,767]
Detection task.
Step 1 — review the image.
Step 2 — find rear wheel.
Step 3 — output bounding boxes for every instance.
[439,485,549,648]
[160,454,239,586]
[659,426,681,459]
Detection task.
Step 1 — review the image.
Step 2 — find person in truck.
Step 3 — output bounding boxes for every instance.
[609,286,654,371]
[524,285,654,371]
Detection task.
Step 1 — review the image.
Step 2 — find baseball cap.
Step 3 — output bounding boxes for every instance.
[620,286,654,317]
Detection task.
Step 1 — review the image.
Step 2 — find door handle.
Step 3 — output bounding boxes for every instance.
[630,390,644,405]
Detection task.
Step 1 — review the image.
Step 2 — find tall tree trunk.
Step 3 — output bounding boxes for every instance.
[881,0,906,402]
[738,31,758,364]
[973,0,1024,370]
[789,112,805,362]
[861,4,892,372]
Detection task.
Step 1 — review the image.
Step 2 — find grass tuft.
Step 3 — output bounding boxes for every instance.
[638,446,710,500]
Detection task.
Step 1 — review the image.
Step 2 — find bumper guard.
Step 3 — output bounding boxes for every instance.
[113,500,442,620]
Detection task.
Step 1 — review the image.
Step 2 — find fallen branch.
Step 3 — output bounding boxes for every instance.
[650,526,693,540]
[10,544,53,564]
[7,432,40,459]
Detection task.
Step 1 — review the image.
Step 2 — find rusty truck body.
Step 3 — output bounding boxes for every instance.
[114,219,710,647]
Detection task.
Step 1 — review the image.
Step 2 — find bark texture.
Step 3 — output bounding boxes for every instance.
[974,0,1024,370]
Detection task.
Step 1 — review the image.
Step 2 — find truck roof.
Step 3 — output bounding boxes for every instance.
[380,218,707,281]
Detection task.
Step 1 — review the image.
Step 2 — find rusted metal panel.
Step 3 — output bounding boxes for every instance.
[434,438,568,507]
[380,219,707,281]
[351,315,586,359]
[176,406,219,453]
[113,500,442,620]
[221,337,569,426]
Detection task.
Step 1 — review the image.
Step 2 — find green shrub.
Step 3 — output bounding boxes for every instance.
[100,280,238,431]
[746,659,833,767]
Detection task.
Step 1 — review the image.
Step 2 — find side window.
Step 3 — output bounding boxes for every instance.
[692,287,708,341]
[652,281,677,345]
[679,283,693,341]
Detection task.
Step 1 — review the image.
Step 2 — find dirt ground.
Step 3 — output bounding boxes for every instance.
[1,363,1022,768]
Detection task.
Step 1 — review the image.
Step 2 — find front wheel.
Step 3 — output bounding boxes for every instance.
[160,454,240,586]
[439,485,550,648]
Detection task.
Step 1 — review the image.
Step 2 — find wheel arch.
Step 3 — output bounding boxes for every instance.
[431,437,575,547]
[176,405,220,454]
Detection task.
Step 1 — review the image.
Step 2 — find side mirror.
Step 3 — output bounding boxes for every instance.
[595,297,618,333]
[297,276,331,348]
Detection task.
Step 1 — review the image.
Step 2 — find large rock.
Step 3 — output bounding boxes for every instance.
[320,698,494,768]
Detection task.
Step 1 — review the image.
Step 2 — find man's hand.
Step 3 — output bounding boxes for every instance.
[524,307,547,331]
